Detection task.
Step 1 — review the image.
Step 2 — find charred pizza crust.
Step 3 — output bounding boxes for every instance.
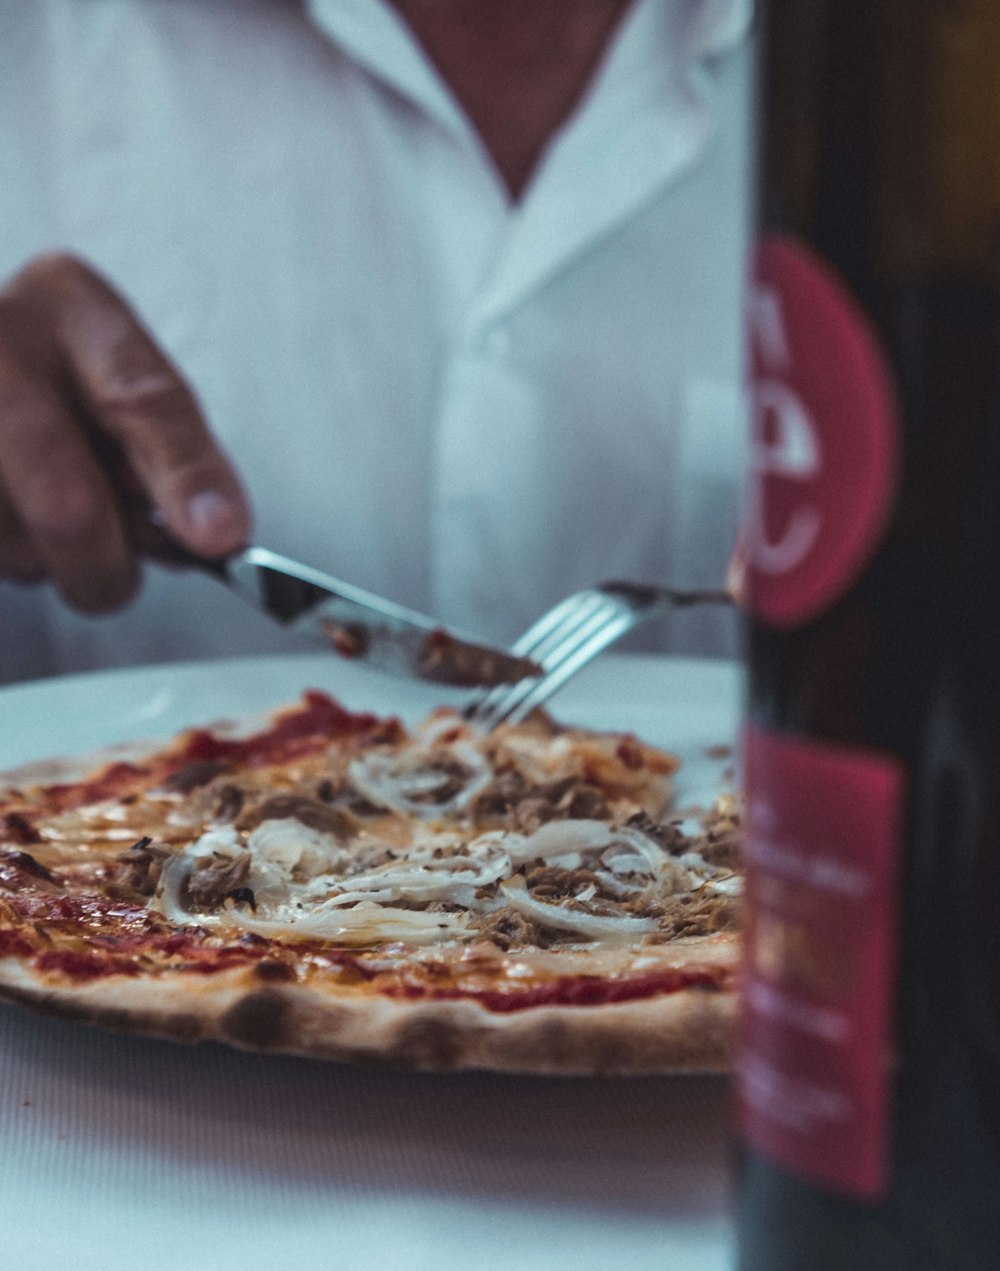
[0,943,735,1075]
[0,692,740,1074]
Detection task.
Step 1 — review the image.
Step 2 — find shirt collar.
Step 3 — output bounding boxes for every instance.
[476,0,752,325]
[304,0,753,324]
[304,0,474,141]
[304,0,751,139]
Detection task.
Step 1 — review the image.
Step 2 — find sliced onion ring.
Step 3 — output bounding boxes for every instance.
[150,853,225,929]
[222,901,469,946]
[505,820,612,865]
[498,876,657,942]
[347,740,492,818]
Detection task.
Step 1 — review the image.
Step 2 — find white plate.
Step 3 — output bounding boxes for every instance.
[0,653,743,1271]
[0,651,741,810]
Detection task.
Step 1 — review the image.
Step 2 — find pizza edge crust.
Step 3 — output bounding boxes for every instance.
[0,953,734,1075]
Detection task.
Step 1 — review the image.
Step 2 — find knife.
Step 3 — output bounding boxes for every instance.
[87,429,540,689]
[130,510,538,686]
[171,542,542,688]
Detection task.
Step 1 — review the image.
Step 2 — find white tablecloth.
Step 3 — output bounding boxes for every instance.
[1,1009,735,1270]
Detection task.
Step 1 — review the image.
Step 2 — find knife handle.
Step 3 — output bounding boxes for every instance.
[128,508,231,580]
[87,427,231,580]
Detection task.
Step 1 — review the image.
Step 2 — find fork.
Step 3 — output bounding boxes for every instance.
[465,580,731,730]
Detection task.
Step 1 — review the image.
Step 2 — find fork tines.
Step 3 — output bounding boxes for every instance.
[466,589,639,731]
[465,581,731,732]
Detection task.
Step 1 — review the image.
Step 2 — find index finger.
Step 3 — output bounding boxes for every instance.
[20,255,252,557]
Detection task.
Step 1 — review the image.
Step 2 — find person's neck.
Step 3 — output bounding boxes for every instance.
[387,0,633,200]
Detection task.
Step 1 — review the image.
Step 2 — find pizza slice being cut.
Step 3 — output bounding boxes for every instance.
[0,691,741,1074]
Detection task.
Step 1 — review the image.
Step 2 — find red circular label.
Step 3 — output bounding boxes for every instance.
[745,237,899,626]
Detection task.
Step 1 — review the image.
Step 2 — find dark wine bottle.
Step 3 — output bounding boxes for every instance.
[737,1,1000,1266]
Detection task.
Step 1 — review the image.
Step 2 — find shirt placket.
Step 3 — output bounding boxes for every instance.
[425,1,739,635]
[307,0,751,639]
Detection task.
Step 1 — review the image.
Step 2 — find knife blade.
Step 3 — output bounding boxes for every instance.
[209,546,542,687]
[146,537,539,687]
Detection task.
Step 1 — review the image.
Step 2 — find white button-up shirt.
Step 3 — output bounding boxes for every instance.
[0,0,752,683]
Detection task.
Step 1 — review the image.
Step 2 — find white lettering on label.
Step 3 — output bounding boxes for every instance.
[747,285,823,577]
[746,980,850,1043]
[740,1052,854,1132]
[745,793,871,898]
[750,285,791,369]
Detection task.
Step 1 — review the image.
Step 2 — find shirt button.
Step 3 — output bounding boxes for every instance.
[478,324,511,358]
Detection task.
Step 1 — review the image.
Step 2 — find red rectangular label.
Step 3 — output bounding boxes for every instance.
[737,723,904,1199]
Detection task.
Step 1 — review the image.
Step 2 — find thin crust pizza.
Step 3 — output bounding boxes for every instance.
[0,691,740,1075]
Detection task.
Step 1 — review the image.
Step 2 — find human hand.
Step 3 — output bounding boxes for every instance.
[0,253,251,612]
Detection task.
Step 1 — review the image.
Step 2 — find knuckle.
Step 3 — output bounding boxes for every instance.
[93,348,201,447]
[96,359,188,418]
[97,360,185,414]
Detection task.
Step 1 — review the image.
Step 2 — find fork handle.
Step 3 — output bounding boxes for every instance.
[599,581,732,609]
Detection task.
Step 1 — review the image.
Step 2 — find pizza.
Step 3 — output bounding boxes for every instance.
[0,690,741,1075]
